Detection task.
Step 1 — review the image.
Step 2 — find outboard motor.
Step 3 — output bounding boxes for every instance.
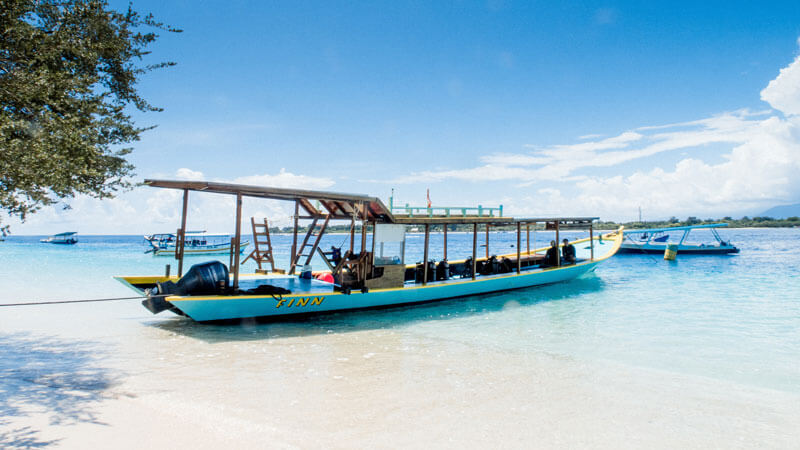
[436,259,449,281]
[154,261,229,297]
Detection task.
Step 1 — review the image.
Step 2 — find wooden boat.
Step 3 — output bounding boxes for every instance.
[40,231,78,245]
[144,231,249,256]
[619,223,739,254]
[116,180,623,322]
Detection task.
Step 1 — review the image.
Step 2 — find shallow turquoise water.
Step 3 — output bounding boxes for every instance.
[1,228,798,395]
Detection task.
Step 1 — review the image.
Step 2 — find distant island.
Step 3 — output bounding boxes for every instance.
[760,203,800,219]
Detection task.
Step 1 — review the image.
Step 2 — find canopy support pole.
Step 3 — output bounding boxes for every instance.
[472,223,477,279]
[555,221,561,267]
[177,189,188,277]
[526,224,530,255]
[232,192,243,290]
[443,224,448,261]
[590,224,594,260]
[360,204,367,253]
[485,224,490,259]
[349,208,355,253]
[423,224,430,285]
[290,201,299,274]
[516,222,521,273]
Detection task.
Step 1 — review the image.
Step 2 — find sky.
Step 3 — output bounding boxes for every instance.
[6,0,800,234]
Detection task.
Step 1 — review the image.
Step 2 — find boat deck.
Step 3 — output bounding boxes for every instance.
[234,258,590,296]
[237,275,336,294]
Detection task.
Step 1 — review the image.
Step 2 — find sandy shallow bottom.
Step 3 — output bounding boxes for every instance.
[2,229,799,448]
[2,323,798,449]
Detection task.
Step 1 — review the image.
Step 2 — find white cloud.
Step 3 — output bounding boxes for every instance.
[234,168,335,190]
[9,168,336,234]
[761,53,800,116]
[394,46,800,219]
[175,168,204,180]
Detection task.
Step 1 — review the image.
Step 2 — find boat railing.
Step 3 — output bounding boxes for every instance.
[391,204,504,218]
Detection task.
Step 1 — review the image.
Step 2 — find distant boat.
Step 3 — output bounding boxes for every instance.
[144,231,249,256]
[619,223,739,254]
[40,231,78,245]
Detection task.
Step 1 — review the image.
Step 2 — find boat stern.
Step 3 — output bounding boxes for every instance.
[114,274,184,316]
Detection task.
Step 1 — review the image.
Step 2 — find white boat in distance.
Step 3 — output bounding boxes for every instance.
[144,231,249,256]
[620,223,739,254]
[40,232,78,245]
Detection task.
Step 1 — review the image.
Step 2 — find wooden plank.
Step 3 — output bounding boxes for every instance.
[241,217,259,268]
[290,201,299,274]
[338,201,355,215]
[485,224,490,259]
[360,204,367,252]
[318,200,336,215]
[297,215,351,220]
[423,224,430,285]
[291,217,318,274]
[177,189,189,277]
[298,198,319,216]
[304,215,331,265]
[349,215,355,253]
[233,193,243,289]
[316,247,335,271]
[555,221,560,267]
[516,222,521,273]
[472,223,477,280]
[443,224,448,261]
[526,224,530,255]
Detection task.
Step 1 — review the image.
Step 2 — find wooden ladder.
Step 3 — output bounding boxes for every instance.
[289,215,331,274]
[242,217,276,272]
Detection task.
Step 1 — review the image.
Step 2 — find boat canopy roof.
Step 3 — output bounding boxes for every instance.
[53,232,77,236]
[144,179,598,226]
[145,179,395,223]
[623,223,729,234]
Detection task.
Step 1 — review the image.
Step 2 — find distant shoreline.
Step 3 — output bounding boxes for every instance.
[5,216,800,237]
[5,224,799,237]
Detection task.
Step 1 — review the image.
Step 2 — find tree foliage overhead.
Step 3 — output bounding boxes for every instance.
[0,0,180,233]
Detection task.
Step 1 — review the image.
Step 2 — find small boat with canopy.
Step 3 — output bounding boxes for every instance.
[116,179,623,322]
[144,230,249,256]
[40,232,78,245]
[620,223,739,254]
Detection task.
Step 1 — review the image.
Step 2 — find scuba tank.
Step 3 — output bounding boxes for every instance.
[436,259,449,281]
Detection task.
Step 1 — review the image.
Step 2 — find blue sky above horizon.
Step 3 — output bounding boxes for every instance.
[7,1,800,233]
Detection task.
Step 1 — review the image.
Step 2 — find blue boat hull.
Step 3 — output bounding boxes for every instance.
[162,261,601,322]
[619,243,739,254]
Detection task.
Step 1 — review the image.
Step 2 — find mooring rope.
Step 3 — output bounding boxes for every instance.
[0,294,169,307]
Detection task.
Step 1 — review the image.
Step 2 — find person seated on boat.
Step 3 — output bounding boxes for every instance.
[543,240,560,267]
[329,246,342,265]
[562,238,576,264]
